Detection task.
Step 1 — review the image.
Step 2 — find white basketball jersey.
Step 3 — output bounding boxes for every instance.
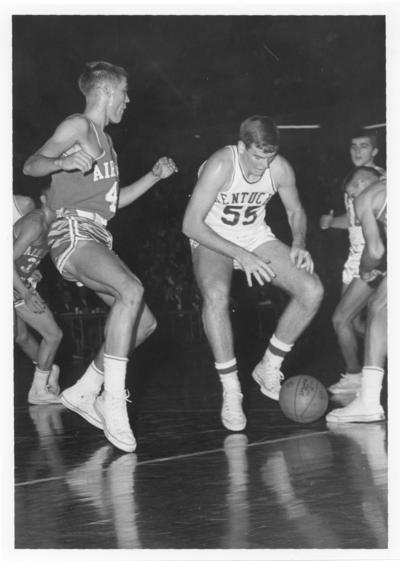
[203,145,277,244]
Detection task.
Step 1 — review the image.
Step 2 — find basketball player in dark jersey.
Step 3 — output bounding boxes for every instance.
[23,61,177,452]
[327,173,387,423]
[182,116,323,431]
[13,193,60,385]
[14,188,62,404]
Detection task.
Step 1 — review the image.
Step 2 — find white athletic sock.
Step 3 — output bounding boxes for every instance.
[79,360,104,392]
[104,354,128,398]
[360,366,384,408]
[32,367,50,390]
[216,359,241,392]
[264,334,293,370]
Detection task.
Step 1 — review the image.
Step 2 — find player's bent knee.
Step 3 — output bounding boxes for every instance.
[119,278,145,307]
[15,330,30,348]
[46,326,63,346]
[299,275,324,310]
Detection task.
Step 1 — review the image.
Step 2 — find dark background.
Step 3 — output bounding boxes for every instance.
[12,15,386,317]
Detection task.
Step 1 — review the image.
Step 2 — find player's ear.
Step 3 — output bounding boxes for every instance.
[372,147,378,158]
[101,82,113,98]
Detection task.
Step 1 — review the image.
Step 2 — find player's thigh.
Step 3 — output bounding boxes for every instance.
[66,241,142,299]
[253,239,319,297]
[15,304,60,340]
[14,311,28,339]
[191,244,233,297]
[334,278,373,322]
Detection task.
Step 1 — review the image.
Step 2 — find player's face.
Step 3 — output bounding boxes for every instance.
[241,143,278,177]
[350,137,377,167]
[108,77,130,124]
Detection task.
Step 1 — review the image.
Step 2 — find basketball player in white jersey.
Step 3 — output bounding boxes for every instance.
[327,174,386,423]
[320,130,385,395]
[183,115,323,431]
[13,192,61,397]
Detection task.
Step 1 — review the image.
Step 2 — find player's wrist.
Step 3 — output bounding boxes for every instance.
[360,269,383,284]
[149,168,161,182]
[54,157,64,170]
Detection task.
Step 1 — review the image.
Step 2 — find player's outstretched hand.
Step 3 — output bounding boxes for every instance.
[25,289,46,314]
[152,157,178,179]
[290,247,314,274]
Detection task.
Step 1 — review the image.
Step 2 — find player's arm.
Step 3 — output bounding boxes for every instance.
[182,149,275,286]
[23,116,94,177]
[320,212,350,230]
[355,186,385,281]
[13,218,46,312]
[272,156,314,273]
[118,157,178,209]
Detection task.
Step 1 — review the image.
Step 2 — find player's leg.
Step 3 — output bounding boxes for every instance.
[14,313,39,363]
[192,244,246,431]
[15,304,62,405]
[14,311,61,395]
[77,290,157,393]
[326,277,386,423]
[329,278,373,394]
[60,241,145,452]
[252,239,324,400]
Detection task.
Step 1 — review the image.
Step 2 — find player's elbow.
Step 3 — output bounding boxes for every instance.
[23,158,34,176]
[182,213,195,239]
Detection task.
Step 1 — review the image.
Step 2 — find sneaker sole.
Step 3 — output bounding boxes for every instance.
[326,411,385,424]
[252,370,279,401]
[28,396,61,405]
[60,393,103,430]
[328,387,361,395]
[94,401,137,453]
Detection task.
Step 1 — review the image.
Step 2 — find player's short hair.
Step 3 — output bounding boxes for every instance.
[343,165,382,190]
[350,128,379,149]
[78,61,128,95]
[239,115,280,152]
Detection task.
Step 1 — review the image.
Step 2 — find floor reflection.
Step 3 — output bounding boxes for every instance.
[14,347,388,549]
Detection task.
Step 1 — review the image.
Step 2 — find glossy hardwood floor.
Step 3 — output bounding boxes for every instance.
[13,335,388,551]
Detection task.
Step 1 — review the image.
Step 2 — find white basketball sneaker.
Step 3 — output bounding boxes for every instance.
[28,386,61,405]
[221,389,247,431]
[94,390,137,453]
[326,395,385,424]
[328,373,362,394]
[252,358,284,401]
[60,382,103,429]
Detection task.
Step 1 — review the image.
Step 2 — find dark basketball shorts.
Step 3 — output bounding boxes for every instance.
[48,210,113,283]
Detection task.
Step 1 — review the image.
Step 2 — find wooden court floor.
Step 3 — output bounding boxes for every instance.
[13,337,387,551]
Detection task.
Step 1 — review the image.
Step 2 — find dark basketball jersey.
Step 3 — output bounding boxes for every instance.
[48,117,119,220]
[14,227,48,282]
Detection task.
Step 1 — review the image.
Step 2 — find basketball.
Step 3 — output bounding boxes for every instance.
[279,375,328,423]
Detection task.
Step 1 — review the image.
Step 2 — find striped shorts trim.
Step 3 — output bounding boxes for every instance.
[48,214,113,282]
